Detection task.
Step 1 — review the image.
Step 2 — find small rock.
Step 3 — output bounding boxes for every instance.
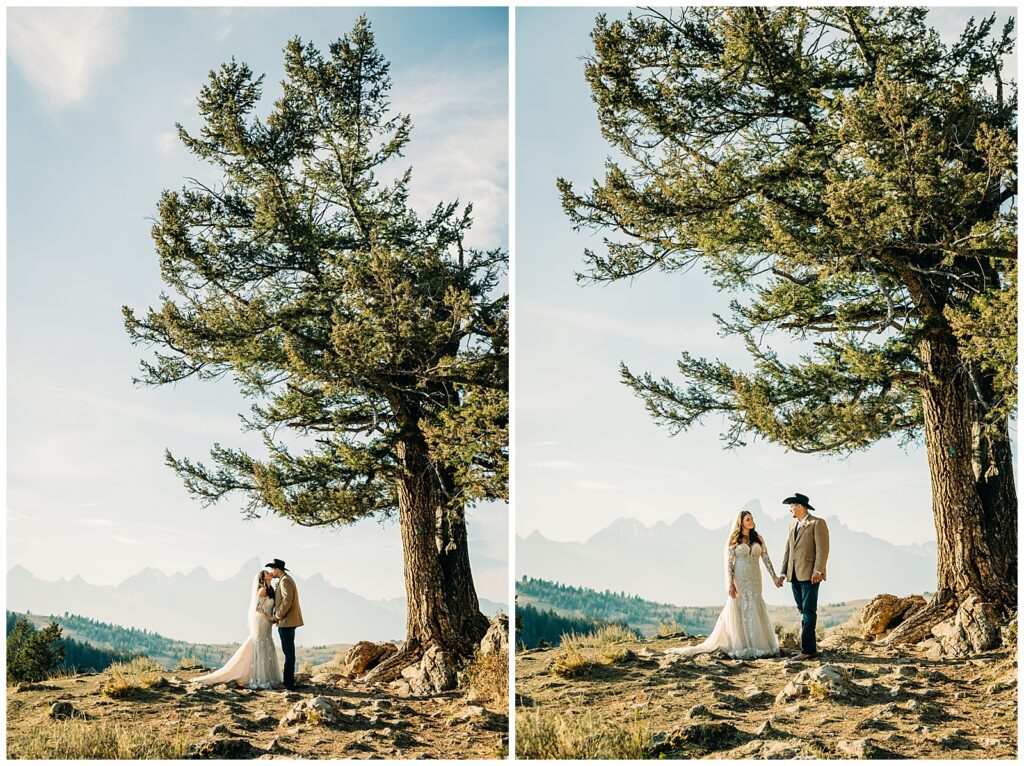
[934,730,974,749]
[836,738,885,758]
[686,704,717,720]
[49,701,77,720]
[452,705,487,722]
[191,737,262,759]
[209,723,230,736]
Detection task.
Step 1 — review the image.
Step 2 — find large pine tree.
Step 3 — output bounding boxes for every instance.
[124,17,507,678]
[559,7,1015,645]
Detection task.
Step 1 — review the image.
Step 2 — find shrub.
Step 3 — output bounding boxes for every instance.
[101,658,166,698]
[463,649,508,704]
[516,709,650,759]
[10,718,191,759]
[774,622,800,651]
[548,645,597,679]
[656,620,681,637]
[176,655,205,670]
[586,623,638,646]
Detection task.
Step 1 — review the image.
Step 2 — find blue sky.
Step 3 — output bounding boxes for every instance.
[6,6,508,601]
[515,6,1016,547]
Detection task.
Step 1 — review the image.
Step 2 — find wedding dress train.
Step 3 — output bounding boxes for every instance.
[191,594,283,689]
[667,542,780,660]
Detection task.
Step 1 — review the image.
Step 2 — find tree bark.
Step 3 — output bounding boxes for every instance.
[364,428,489,682]
[886,325,1016,645]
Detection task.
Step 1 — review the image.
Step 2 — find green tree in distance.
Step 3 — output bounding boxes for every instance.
[559,7,1016,645]
[7,617,65,683]
[124,17,507,679]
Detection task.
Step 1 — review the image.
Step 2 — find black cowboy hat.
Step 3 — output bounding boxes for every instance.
[264,559,289,572]
[782,492,815,511]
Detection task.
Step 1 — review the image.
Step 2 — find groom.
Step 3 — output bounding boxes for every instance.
[265,559,304,690]
[777,494,830,660]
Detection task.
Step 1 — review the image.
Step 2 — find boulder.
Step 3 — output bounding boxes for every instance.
[406,646,458,695]
[930,597,1003,657]
[860,594,927,640]
[344,641,398,678]
[480,613,508,657]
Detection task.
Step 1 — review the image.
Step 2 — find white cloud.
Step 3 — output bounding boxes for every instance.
[158,131,179,155]
[576,480,615,491]
[112,536,142,545]
[7,7,127,110]
[78,518,114,527]
[520,299,719,350]
[391,66,508,248]
[531,460,577,469]
[7,510,41,522]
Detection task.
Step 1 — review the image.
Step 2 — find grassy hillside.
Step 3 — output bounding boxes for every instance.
[516,577,870,637]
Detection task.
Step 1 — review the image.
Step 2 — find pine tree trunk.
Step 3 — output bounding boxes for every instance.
[886,327,1016,645]
[364,429,489,682]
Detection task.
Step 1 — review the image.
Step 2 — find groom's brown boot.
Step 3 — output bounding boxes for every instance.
[794,652,818,660]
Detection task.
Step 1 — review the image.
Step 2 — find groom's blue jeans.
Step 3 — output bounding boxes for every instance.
[278,626,296,688]
[791,579,820,654]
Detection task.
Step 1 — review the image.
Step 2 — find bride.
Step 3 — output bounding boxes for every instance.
[667,510,781,659]
[190,570,283,689]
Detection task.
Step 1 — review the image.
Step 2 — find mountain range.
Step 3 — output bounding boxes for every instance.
[516,500,937,606]
[6,557,505,646]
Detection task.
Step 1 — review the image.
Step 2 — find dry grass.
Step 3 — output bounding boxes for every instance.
[464,650,509,704]
[599,646,636,665]
[100,658,166,699]
[548,645,598,679]
[656,620,681,637]
[299,660,315,675]
[516,708,651,759]
[9,718,192,759]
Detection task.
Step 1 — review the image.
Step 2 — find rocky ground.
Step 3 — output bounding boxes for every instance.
[7,668,507,760]
[515,623,1017,759]
[7,617,510,760]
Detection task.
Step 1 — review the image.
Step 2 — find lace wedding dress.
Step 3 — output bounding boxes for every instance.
[191,593,282,689]
[667,542,781,659]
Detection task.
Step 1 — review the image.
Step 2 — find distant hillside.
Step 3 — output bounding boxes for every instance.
[6,611,136,675]
[515,602,638,649]
[8,611,350,670]
[516,577,870,637]
[517,500,937,606]
[7,558,506,645]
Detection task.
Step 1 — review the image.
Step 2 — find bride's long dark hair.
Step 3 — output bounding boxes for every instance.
[257,570,275,600]
[728,510,763,548]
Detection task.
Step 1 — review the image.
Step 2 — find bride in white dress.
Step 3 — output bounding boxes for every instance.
[191,570,283,689]
[667,510,781,659]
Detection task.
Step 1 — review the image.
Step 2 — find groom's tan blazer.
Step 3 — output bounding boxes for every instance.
[273,573,304,628]
[781,513,830,582]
